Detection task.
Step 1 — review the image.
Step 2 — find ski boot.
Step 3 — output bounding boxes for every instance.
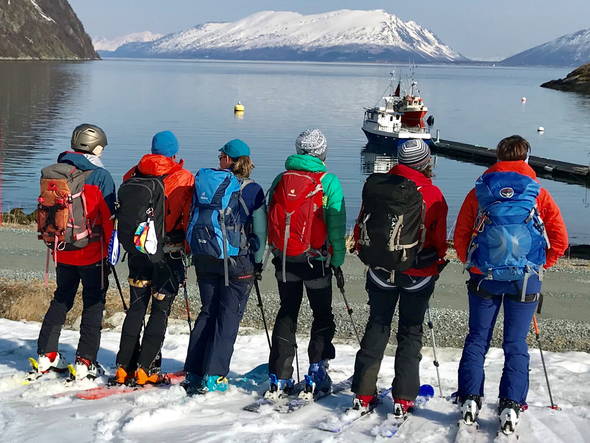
[205,375,229,393]
[263,374,295,400]
[299,360,332,400]
[350,394,378,416]
[134,367,167,386]
[109,365,132,386]
[393,398,415,419]
[498,398,521,435]
[460,395,482,425]
[181,372,206,396]
[26,352,68,382]
[68,356,104,381]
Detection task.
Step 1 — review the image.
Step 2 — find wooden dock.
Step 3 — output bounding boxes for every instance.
[432,139,590,185]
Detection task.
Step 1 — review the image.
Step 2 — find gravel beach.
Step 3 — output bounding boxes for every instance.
[1,225,589,352]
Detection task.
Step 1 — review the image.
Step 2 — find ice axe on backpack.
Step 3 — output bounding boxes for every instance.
[332,266,362,346]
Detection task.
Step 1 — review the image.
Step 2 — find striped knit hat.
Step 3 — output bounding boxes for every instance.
[397,139,431,171]
[295,129,328,161]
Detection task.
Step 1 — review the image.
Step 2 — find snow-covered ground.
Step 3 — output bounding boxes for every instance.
[0,318,588,442]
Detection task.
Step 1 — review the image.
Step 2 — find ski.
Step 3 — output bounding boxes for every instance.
[242,381,304,413]
[275,376,354,414]
[454,419,480,443]
[373,384,435,438]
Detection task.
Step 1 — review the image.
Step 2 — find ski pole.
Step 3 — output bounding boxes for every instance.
[294,341,301,384]
[426,306,444,398]
[182,281,192,333]
[532,314,559,410]
[333,267,362,346]
[254,280,272,351]
[111,264,128,312]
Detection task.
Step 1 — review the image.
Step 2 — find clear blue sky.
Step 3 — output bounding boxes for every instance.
[69,0,590,60]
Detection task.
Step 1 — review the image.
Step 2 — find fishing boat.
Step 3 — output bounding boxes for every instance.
[362,73,434,147]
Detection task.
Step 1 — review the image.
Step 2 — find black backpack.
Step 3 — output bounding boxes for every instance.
[357,173,425,272]
[117,172,167,263]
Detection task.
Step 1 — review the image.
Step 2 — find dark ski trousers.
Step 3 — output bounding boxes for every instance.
[269,259,336,380]
[37,260,109,362]
[351,274,434,400]
[458,290,538,404]
[184,256,254,377]
[116,253,184,371]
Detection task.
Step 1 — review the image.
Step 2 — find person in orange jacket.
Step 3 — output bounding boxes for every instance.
[453,135,568,431]
[114,131,194,385]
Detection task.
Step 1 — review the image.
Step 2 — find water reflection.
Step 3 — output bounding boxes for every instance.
[360,143,398,175]
[0,62,82,209]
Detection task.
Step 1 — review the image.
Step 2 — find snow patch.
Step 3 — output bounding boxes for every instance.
[29,0,54,23]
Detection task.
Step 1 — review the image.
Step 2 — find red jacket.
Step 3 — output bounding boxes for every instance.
[354,164,449,277]
[124,154,194,234]
[53,152,115,266]
[453,161,568,271]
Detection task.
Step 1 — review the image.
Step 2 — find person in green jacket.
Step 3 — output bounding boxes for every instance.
[264,128,346,400]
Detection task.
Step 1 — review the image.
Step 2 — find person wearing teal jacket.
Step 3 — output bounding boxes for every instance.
[264,129,346,400]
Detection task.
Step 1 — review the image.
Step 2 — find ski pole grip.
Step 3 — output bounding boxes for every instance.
[533,315,540,336]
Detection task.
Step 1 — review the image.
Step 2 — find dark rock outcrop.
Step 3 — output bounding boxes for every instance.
[541,63,590,93]
[0,0,98,60]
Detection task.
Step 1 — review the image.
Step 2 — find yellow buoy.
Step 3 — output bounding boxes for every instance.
[234,101,245,112]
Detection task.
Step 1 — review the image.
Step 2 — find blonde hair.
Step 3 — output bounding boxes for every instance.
[231,156,254,179]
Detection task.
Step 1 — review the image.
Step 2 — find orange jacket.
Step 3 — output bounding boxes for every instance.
[453,161,568,271]
[123,154,194,235]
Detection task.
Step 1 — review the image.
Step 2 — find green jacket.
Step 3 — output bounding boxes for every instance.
[268,154,347,267]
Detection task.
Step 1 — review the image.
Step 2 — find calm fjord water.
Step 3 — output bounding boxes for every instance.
[0,59,589,242]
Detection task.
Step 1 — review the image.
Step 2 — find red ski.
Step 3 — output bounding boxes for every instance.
[75,371,185,400]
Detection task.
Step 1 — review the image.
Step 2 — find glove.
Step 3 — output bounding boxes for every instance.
[254,262,263,281]
[332,266,345,290]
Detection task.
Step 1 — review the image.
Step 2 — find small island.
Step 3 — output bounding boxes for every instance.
[541,63,590,93]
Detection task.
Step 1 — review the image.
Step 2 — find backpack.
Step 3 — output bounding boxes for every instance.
[186,168,251,286]
[466,171,549,282]
[37,163,96,250]
[116,171,168,264]
[267,170,327,282]
[356,173,425,273]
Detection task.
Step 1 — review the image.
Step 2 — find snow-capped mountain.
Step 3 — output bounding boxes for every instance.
[110,10,467,63]
[501,28,590,66]
[93,31,163,52]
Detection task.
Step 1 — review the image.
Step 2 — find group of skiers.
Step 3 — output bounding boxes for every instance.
[32,123,568,433]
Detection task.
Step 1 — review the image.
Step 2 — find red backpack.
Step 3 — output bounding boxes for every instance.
[268,171,328,280]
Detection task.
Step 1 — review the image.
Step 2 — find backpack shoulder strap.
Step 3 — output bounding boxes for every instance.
[238,178,254,217]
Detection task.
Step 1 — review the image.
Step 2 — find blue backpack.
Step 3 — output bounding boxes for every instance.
[467,171,549,282]
[186,168,251,285]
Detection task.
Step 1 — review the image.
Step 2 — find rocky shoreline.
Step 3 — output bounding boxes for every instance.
[541,63,590,93]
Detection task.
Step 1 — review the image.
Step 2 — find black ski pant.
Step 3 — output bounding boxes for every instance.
[351,274,434,400]
[116,253,184,371]
[37,260,109,362]
[268,258,335,380]
[184,255,254,377]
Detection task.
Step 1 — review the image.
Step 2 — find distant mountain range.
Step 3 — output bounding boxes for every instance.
[98,10,467,63]
[93,31,162,52]
[501,28,590,66]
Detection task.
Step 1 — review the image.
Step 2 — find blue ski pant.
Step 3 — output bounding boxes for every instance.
[184,267,253,377]
[458,291,538,404]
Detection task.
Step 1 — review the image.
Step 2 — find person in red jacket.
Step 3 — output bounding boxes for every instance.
[113,131,194,386]
[35,124,115,381]
[351,139,448,417]
[454,135,568,431]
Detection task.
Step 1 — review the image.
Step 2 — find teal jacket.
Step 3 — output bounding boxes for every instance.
[269,154,347,267]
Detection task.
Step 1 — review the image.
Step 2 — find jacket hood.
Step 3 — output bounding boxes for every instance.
[389,164,433,186]
[137,154,184,176]
[57,151,100,171]
[284,154,327,172]
[484,161,538,181]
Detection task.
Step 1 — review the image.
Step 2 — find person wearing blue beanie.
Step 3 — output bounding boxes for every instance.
[152,131,179,158]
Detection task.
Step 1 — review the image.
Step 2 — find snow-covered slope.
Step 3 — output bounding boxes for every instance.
[112,10,466,63]
[0,318,588,442]
[502,28,590,66]
[93,31,163,52]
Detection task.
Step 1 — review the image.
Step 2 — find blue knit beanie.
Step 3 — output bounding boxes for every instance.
[151,131,179,157]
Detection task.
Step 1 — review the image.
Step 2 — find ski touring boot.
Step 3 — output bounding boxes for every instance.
[205,375,229,393]
[299,360,332,401]
[25,352,68,382]
[181,372,206,396]
[350,394,378,416]
[393,398,415,420]
[498,398,521,435]
[67,356,104,381]
[263,374,295,400]
[133,367,168,386]
[460,395,482,425]
[109,365,132,386]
